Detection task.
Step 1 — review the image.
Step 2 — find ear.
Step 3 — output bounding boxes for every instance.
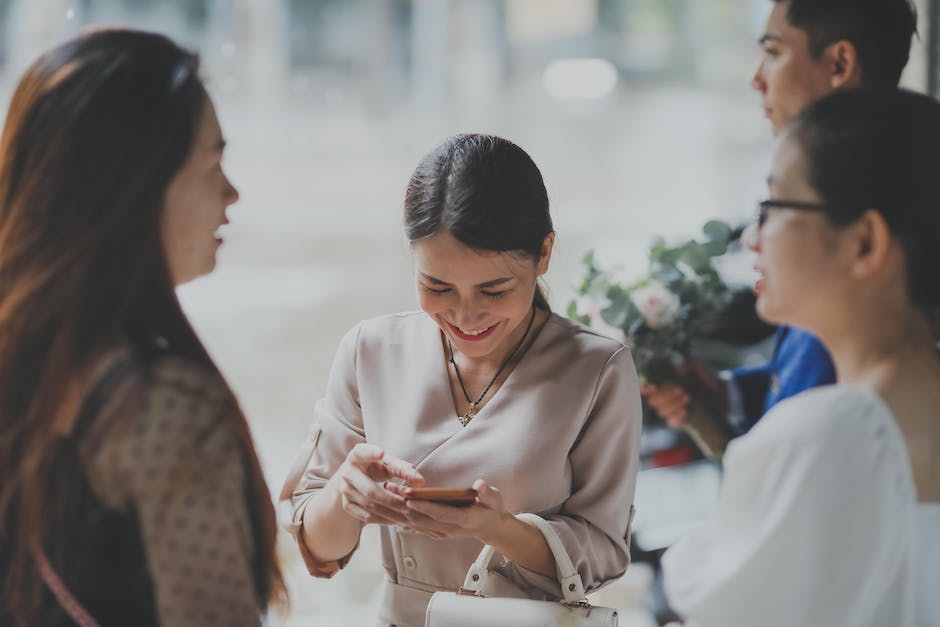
[848,209,893,280]
[536,232,555,277]
[826,40,860,89]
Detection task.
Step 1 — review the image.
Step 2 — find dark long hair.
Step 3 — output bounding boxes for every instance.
[0,29,283,624]
[788,87,940,318]
[403,134,555,310]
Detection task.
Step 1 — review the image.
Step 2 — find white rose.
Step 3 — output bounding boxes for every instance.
[629,281,680,329]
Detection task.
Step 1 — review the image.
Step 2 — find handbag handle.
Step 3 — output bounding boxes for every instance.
[31,543,101,627]
[460,513,587,605]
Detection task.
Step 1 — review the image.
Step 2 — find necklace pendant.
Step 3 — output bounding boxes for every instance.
[458,403,477,427]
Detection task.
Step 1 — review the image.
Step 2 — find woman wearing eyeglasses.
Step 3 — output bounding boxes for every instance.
[662,88,940,626]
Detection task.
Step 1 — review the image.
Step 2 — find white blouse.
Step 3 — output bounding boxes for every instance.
[663,384,940,627]
[283,311,642,627]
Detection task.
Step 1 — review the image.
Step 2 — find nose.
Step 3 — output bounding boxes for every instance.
[451,300,488,328]
[224,173,239,205]
[742,221,760,252]
[750,58,766,93]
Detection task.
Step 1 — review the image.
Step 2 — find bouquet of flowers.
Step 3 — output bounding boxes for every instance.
[569,220,736,384]
[569,220,740,456]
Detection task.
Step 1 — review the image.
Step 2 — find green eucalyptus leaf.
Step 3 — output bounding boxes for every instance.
[702,238,728,256]
[679,243,710,272]
[703,220,732,244]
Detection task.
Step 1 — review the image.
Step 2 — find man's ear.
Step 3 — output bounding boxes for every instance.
[827,40,860,89]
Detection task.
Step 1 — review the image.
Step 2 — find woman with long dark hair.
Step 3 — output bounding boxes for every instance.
[0,30,283,626]
[282,134,642,626]
[663,88,940,626]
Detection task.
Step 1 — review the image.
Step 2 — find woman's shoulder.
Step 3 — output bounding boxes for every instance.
[737,384,901,471]
[93,349,236,439]
[761,384,889,436]
[94,349,230,411]
[82,349,242,506]
[357,310,430,336]
[540,312,631,364]
[342,311,438,352]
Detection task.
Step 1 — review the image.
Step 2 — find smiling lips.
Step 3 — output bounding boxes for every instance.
[448,321,499,342]
[214,218,229,243]
[753,266,766,294]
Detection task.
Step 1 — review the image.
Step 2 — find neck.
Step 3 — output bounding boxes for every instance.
[816,304,940,392]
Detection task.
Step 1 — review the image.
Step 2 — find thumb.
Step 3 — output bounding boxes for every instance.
[472,479,501,508]
[349,442,385,464]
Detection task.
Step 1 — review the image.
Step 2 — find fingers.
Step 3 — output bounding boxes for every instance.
[405,498,459,523]
[343,499,406,526]
[348,442,385,464]
[471,480,499,509]
[384,481,406,497]
[403,508,458,538]
[344,469,407,511]
[645,384,690,425]
[378,457,425,486]
[340,478,411,525]
[348,443,425,486]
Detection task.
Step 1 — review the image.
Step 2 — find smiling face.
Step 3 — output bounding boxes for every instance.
[413,230,552,361]
[746,131,852,330]
[160,97,238,286]
[751,2,844,135]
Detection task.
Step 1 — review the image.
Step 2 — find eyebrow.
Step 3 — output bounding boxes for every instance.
[758,34,782,46]
[419,273,513,289]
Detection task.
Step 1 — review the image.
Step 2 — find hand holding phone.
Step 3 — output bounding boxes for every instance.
[403,487,477,507]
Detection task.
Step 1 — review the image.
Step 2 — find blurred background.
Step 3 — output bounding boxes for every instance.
[0,0,933,623]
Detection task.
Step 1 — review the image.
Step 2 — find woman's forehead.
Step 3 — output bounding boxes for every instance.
[413,233,531,282]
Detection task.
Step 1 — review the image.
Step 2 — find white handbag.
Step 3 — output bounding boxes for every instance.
[424,513,618,627]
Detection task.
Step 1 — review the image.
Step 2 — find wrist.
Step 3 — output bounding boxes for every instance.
[478,510,521,549]
[317,475,352,524]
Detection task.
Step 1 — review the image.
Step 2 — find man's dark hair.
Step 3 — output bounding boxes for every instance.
[775,0,917,86]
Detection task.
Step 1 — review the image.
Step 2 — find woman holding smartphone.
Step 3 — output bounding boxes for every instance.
[281,134,642,626]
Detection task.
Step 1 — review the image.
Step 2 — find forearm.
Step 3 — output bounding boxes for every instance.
[301,478,362,562]
[481,514,555,578]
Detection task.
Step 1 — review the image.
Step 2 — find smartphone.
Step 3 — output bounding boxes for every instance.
[404,487,477,507]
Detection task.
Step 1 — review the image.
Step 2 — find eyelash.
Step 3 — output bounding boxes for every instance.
[422,287,508,299]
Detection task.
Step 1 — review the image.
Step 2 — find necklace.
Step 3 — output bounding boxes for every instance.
[447,308,537,427]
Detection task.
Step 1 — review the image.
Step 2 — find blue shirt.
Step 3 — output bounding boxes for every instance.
[729,326,836,434]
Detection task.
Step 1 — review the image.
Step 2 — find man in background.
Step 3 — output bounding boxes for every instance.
[643,0,918,453]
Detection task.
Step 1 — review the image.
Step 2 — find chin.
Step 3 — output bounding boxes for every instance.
[755,298,785,326]
[449,329,503,355]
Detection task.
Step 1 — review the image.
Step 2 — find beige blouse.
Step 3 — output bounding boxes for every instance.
[81,352,263,626]
[284,311,642,627]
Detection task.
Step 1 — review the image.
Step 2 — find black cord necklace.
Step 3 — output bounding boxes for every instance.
[447,308,537,427]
